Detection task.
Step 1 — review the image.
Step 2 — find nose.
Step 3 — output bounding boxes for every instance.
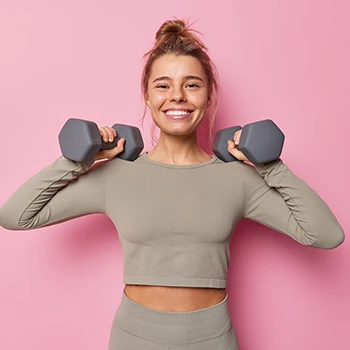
[169,86,186,103]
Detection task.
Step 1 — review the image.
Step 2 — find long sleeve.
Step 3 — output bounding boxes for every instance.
[0,156,111,230]
[241,158,345,249]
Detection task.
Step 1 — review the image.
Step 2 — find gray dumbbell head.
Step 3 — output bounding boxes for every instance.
[239,119,284,163]
[212,126,243,162]
[59,118,102,162]
[109,123,144,161]
[59,118,144,162]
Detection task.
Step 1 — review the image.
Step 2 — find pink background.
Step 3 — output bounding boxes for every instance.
[0,0,349,349]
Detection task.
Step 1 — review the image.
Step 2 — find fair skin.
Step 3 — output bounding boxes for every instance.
[92,54,248,311]
[93,54,247,163]
[145,54,212,164]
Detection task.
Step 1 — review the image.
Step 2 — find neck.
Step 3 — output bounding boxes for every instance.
[147,130,209,165]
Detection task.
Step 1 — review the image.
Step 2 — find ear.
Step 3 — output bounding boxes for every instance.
[207,97,211,107]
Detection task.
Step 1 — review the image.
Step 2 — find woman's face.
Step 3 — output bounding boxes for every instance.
[146,54,210,137]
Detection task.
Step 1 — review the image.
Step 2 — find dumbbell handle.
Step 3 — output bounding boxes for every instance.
[100,131,123,151]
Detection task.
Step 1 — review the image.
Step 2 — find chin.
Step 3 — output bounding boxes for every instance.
[164,127,197,136]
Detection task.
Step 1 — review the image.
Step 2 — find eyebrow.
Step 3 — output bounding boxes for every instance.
[152,75,204,83]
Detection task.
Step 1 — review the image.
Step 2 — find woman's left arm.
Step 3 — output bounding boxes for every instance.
[241,158,345,249]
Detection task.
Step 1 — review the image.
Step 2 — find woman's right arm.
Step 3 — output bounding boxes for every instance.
[0,156,112,230]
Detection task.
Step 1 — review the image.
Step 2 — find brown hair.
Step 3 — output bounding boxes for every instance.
[140,18,220,149]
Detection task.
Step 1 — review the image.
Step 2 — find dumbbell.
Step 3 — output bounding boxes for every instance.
[212,119,285,164]
[58,118,144,162]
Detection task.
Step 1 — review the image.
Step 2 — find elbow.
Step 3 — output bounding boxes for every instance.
[328,227,345,249]
[0,208,10,230]
[0,220,18,231]
[308,225,345,250]
[0,220,29,231]
[0,208,22,231]
[0,219,20,231]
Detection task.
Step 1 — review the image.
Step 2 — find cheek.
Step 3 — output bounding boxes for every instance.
[188,92,209,108]
[150,94,166,109]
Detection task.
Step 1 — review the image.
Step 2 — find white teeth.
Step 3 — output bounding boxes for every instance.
[165,110,191,116]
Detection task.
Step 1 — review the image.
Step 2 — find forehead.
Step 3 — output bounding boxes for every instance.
[150,54,206,80]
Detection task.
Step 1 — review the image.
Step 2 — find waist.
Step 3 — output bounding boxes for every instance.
[113,288,233,344]
[124,284,227,312]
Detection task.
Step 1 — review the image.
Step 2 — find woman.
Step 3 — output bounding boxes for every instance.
[0,19,344,350]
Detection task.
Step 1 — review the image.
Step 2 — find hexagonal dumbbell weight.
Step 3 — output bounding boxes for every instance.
[59,118,144,162]
[212,119,285,164]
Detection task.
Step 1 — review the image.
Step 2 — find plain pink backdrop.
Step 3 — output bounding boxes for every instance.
[0,0,349,349]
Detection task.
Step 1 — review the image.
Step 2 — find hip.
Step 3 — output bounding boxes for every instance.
[108,288,240,349]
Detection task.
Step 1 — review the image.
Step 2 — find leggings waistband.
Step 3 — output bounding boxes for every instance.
[113,288,232,344]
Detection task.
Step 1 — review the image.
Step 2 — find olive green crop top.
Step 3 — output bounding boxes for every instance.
[0,152,344,288]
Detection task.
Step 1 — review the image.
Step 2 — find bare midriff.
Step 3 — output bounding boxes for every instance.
[124,284,227,312]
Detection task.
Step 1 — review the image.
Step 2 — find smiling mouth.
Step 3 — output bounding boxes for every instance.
[163,109,194,120]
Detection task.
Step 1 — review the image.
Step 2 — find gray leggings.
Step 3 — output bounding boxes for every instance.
[108,288,240,350]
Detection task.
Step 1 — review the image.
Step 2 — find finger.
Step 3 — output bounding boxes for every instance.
[99,127,109,142]
[228,143,248,161]
[229,147,244,160]
[93,137,125,162]
[117,138,125,147]
[104,127,114,142]
[233,131,241,146]
[106,139,125,159]
[106,127,115,142]
[236,130,242,144]
[108,138,124,152]
[233,131,238,145]
[227,145,238,157]
[227,140,235,150]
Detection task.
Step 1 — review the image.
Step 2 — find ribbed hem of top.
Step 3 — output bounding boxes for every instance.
[123,276,227,289]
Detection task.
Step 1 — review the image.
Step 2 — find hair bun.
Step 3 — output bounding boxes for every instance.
[155,19,187,41]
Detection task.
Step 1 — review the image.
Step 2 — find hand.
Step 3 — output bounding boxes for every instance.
[227,129,249,162]
[93,126,125,162]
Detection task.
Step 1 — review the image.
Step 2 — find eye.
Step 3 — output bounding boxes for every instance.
[156,84,169,89]
[186,83,200,88]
